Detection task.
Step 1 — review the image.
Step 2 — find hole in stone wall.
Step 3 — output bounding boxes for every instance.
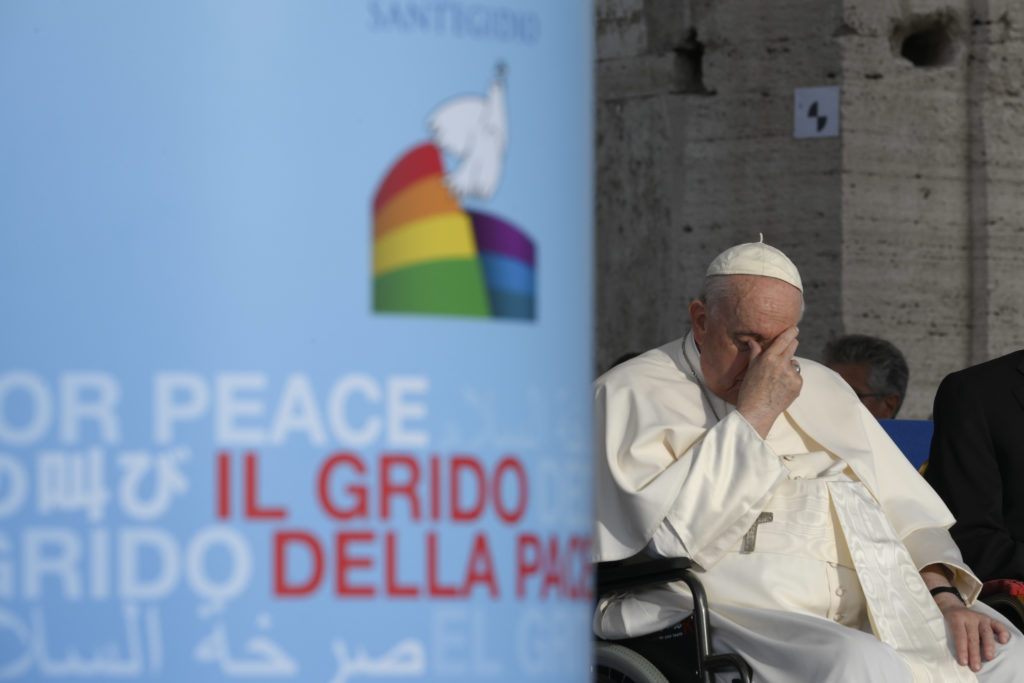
[897,20,957,67]
[674,28,711,94]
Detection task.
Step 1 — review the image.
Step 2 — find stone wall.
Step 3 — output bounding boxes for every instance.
[595,0,1024,418]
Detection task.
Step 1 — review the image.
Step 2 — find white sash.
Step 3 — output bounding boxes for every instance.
[828,481,976,682]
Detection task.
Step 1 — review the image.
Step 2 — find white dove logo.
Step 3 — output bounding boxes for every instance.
[371,63,535,320]
[427,63,508,200]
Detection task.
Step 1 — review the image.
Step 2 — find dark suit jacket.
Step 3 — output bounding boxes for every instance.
[925,349,1024,582]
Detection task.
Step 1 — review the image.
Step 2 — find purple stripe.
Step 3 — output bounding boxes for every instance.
[467,210,535,266]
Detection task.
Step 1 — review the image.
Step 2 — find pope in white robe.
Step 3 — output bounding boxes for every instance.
[592,240,1024,682]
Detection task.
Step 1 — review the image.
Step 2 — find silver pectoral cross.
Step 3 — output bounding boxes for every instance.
[740,512,774,553]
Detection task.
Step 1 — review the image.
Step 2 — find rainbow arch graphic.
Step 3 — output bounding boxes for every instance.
[372,143,536,320]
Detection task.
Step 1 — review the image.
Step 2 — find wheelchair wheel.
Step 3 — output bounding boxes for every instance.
[593,642,670,683]
[983,592,1024,632]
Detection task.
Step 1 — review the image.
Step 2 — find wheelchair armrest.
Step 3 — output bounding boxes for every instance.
[981,592,1024,632]
[595,555,753,683]
[597,556,694,594]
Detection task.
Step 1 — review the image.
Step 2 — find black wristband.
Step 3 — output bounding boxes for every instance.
[930,585,966,605]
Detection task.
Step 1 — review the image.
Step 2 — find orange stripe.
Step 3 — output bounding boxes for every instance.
[374,175,460,238]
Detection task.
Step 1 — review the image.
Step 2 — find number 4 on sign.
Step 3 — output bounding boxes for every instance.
[216,452,288,520]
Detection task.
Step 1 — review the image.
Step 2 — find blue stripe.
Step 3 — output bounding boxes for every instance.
[479,252,535,295]
[489,291,535,320]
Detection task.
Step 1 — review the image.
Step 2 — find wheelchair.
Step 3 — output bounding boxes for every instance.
[980,583,1024,633]
[593,556,752,683]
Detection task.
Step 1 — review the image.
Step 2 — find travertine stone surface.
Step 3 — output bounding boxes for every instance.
[839,2,972,418]
[595,0,843,375]
[596,0,1024,418]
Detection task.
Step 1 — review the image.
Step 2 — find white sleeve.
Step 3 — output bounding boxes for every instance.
[648,519,691,559]
[594,359,788,565]
[903,527,984,605]
[658,410,788,569]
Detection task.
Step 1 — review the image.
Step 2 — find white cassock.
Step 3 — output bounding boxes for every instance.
[593,333,1024,682]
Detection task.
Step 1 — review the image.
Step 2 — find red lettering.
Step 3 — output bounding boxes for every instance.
[451,456,485,521]
[245,452,287,519]
[430,455,441,521]
[515,533,592,599]
[516,533,541,598]
[268,526,524,600]
[335,532,375,596]
[385,531,418,597]
[541,536,564,598]
[427,532,459,596]
[380,454,420,520]
[318,452,368,520]
[571,535,594,599]
[493,455,528,523]
[216,452,231,519]
[274,531,323,596]
[464,532,499,597]
[312,451,530,524]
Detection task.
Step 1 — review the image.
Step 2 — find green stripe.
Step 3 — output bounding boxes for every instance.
[374,259,491,316]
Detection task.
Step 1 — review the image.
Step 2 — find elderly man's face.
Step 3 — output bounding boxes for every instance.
[826,361,900,419]
[689,275,803,405]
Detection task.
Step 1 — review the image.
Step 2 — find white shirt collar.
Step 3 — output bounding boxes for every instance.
[682,331,732,420]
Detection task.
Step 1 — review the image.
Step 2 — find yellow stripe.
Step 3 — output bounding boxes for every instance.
[374,211,477,275]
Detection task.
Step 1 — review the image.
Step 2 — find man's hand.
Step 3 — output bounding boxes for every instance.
[934,591,1010,672]
[921,564,1011,672]
[736,326,802,438]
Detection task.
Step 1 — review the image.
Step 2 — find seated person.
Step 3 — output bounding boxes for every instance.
[925,350,1024,583]
[823,333,908,419]
[592,239,1024,681]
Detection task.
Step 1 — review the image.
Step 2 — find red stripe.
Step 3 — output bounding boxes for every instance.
[373,143,444,213]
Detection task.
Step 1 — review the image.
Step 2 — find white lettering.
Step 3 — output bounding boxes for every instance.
[0,605,31,678]
[120,527,180,600]
[515,607,586,675]
[327,375,382,447]
[23,527,82,599]
[0,533,12,598]
[89,527,109,600]
[186,526,252,613]
[117,447,190,520]
[0,454,28,518]
[153,373,209,445]
[0,372,51,446]
[386,376,429,448]
[153,372,429,448]
[215,374,267,445]
[36,448,109,522]
[4,526,254,604]
[59,372,120,444]
[430,607,500,677]
[270,374,327,445]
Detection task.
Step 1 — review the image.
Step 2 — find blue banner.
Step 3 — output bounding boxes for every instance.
[0,2,594,680]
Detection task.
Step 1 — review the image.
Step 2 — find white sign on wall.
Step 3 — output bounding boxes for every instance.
[794,86,840,138]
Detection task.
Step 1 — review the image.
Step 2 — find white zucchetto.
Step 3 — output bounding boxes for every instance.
[706,235,803,292]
